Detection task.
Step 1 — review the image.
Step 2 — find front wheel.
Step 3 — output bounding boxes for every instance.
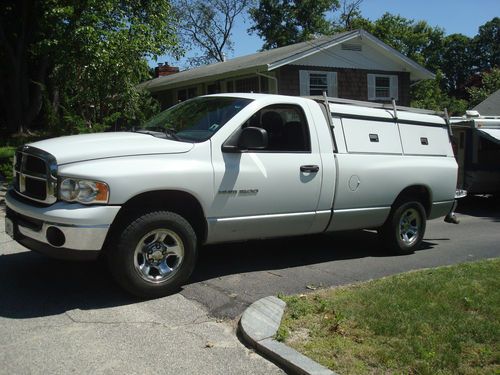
[108,211,197,298]
[380,201,426,255]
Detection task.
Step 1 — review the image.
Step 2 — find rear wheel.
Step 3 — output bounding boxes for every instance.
[108,211,197,298]
[381,201,426,255]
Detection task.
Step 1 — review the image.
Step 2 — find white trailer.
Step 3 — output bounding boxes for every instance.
[450,111,500,195]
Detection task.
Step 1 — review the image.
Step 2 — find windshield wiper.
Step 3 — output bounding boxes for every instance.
[133,129,168,139]
[163,127,180,141]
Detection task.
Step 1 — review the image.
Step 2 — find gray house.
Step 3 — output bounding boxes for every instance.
[472,88,500,116]
[142,29,434,108]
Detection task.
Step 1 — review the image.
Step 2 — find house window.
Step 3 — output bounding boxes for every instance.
[206,82,220,94]
[309,74,328,95]
[177,87,197,102]
[235,77,259,92]
[299,70,337,97]
[224,75,272,94]
[367,74,398,101]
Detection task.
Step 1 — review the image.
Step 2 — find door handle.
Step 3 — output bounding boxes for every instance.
[300,165,319,173]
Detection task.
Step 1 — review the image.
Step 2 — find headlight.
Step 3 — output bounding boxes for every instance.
[59,177,109,204]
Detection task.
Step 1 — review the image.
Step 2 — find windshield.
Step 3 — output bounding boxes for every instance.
[142,96,253,142]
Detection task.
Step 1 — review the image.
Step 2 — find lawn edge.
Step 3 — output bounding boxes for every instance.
[239,296,337,375]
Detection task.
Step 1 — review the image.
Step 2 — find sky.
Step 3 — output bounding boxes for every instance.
[149,0,500,68]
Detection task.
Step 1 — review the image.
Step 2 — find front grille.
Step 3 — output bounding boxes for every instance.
[13,146,58,205]
[25,178,47,200]
[25,155,46,175]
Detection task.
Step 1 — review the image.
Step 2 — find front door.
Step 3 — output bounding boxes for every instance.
[208,104,323,243]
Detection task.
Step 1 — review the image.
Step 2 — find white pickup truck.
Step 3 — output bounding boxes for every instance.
[5,94,459,297]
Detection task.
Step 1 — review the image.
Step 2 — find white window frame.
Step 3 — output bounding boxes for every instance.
[299,70,337,97]
[367,73,398,101]
[223,75,264,93]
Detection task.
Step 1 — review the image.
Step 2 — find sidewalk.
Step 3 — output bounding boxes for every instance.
[0,204,283,375]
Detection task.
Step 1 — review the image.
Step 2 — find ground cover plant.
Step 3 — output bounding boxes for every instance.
[0,146,15,182]
[277,259,499,374]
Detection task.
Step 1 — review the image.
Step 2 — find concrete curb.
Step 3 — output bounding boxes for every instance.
[239,296,336,375]
[0,183,7,205]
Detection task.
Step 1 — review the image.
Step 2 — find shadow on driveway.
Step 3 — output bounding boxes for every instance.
[0,250,138,320]
[0,230,437,320]
[189,230,436,284]
[456,195,500,222]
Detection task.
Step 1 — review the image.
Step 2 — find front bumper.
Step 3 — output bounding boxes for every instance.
[5,189,121,260]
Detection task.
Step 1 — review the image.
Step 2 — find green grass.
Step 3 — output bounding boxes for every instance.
[278,259,500,375]
[0,146,15,159]
[0,146,16,182]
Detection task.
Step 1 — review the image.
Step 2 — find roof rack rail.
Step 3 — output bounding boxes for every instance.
[306,95,444,116]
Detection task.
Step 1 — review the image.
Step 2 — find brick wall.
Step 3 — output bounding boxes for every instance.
[277,65,411,106]
[155,64,180,77]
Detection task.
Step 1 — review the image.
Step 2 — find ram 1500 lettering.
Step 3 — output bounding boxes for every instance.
[5,94,460,297]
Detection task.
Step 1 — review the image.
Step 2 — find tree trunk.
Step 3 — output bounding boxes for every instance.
[0,0,47,135]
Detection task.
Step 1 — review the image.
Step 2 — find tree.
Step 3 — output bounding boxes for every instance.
[174,0,251,66]
[334,0,364,31]
[467,68,500,107]
[0,0,51,134]
[0,0,178,135]
[439,34,476,98]
[249,0,340,50]
[411,71,468,115]
[473,17,500,71]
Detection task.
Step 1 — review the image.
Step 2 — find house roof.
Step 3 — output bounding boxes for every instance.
[142,29,435,93]
[473,89,500,116]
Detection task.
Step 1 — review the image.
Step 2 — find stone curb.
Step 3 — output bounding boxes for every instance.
[239,296,336,375]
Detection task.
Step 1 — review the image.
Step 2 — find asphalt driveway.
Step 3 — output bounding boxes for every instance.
[0,197,283,374]
[181,195,500,318]
[1,192,498,374]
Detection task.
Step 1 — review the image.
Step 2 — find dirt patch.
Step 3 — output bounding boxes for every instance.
[286,327,310,346]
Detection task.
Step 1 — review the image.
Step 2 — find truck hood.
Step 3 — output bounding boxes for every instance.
[28,132,194,165]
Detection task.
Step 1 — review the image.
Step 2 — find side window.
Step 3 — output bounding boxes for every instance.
[299,70,337,97]
[245,104,311,152]
[367,74,398,101]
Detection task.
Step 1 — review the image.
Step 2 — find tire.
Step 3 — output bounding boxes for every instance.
[107,211,197,298]
[380,201,426,255]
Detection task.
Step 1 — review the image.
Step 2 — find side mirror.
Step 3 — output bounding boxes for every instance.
[237,127,268,150]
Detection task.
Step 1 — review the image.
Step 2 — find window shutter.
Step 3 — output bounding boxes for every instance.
[299,70,309,96]
[327,72,338,97]
[390,75,399,101]
[367,74,376,100]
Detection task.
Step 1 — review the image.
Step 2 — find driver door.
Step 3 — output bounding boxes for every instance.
[208,103,323,243]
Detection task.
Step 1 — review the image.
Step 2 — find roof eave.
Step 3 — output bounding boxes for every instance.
[267,30,360,71]
[360,30,435,81]
[145,65,271,93]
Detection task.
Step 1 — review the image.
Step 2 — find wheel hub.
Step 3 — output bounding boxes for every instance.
[398,208,421,246]
[146,243,166,263]
[133,228,185,284]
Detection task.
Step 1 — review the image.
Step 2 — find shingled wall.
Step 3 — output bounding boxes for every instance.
[276,65,410,106]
